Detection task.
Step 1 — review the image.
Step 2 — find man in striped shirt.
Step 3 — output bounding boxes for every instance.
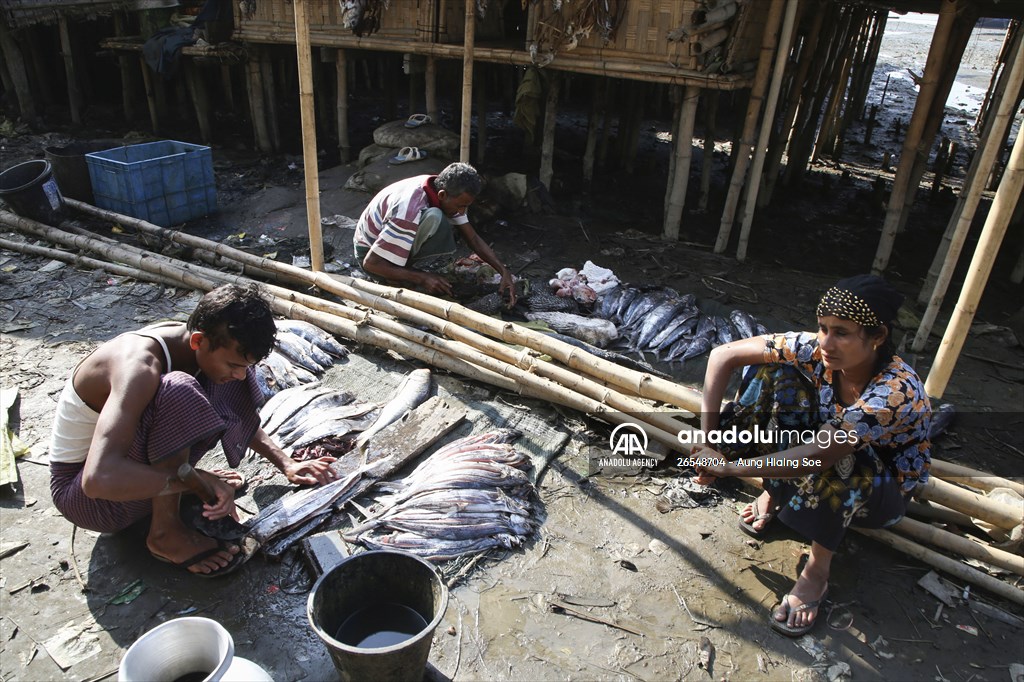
[354,162,517,305]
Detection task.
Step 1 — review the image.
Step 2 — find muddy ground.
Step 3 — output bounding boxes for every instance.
[2,11,1024,682]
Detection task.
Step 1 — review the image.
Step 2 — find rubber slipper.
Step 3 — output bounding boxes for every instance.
[769,589,828,638]
[404,113,431,128]
[151,541,245,579]
[737,501,777,538]
[390,146,428,164]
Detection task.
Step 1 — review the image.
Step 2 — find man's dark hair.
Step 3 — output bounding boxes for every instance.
[187,283,276,361]
[436,162,482,197]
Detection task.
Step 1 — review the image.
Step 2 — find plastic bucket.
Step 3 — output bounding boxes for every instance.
[0,160,64,224]
[307,550,449,682]
[44,141,120,203]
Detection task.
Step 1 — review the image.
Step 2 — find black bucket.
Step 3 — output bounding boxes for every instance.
[307,550,448,682]
[44,140,120,203]
[0,160,65,224]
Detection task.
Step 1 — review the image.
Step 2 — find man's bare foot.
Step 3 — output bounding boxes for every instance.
[148,525,240,575]
[210,469,246,491]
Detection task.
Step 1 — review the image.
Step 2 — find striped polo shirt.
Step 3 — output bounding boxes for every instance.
[354,175,470,267]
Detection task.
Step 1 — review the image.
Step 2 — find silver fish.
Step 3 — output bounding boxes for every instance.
[263,350,300,389]
[276,332,327,374]
[353,368,432,450]
[275,399,378,444]
[621,290,671,330]
[286,411,381,450]
[635,299,694,350]
[729,309,757,339]
[525,312,618,348]
[596,286,623,320]
[679,335,712,362]
[260,383,331,432]
[714,316,736,346]
[275,319,349,358]
[613,288,640,322]
[649,307,699,352]
[359,532,518,562]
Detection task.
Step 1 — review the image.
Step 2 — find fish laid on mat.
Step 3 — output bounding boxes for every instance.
[275,319,349,358]
[348,430,538,562]
[352,368,432,451]
[524,312,618,348]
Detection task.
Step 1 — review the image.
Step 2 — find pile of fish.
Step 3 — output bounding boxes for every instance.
[345,429,538,562]
[259,383,380,457]
[255,319,350,399]
[595,286,768,362]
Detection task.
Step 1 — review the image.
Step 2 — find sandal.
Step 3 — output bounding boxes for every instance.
[404,113,432,128]
[737,499,778,539]
[151,540,246,579]
[390,146,428,165]
[770,589,828,637]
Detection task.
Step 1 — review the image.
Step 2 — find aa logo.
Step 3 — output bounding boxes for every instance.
[610,423,648,456]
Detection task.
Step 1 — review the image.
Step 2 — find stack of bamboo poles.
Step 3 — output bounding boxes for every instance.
[1,202,1022,606]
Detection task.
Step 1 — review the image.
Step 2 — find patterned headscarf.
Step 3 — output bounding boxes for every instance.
[817,275,903,328]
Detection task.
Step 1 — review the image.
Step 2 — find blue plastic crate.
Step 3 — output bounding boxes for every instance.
[85,141,217,227]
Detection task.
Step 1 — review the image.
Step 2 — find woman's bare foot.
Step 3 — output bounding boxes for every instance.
[773,543,832,631]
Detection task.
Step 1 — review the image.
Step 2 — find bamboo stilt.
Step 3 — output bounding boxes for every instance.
[713,0,785,253]
[245,56,272,153]
[57,15,83,125]
[475,63,488,166]
[539,71,561,190]
[336,48,350,163]
[623,83,646,174]
[260,48,282,152]
[221,64,235,113]
[916,24,1023,310]
[292,0,325,272]
[872,0,960,275]
[663,85,700,241]
[699,91,719,212]
[664,85,682,221]
[975,20,1020,132]
[583,78,605,186]
[735,0,799,261]
[112,12,136,122]
[185,61,213,143]
[425,56,438,125]
[460,0,476,163]
[925,117,1024,398]
[138,55,160,134]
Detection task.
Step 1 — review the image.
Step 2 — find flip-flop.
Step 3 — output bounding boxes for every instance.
[390,146,428,164]
[769,589,828,637]
[737,501,777,538]
[404,113,431,128]
[151,540,245,579]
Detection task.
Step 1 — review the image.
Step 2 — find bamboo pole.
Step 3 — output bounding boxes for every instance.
[663,85,701,241]
[911,36,1024,351]
[539,71,561,190]
[185,61,213,144]
[425,56,439,125]
[975,20,1020,132]
[735,0,799,261]
[62,198,707,413]
[475,63,488,166]
[924,114,1024,398]
[138,54,160,134]
[713,0,785,254]
[917,477,1024,531]
[245,55,272,153]
[460,0,476,163]
[698,91,718,212]
[893,517,1024,577]
[259,49,281,151]
[57,15,83,126]
[761,1,827,206]
[906,500,976,528]
[930,459,1024,497]
[112,12,136,122]
[336,48,350,163]
[292,0,325,272]
[854,527,1024,606]
[872,0,959,275]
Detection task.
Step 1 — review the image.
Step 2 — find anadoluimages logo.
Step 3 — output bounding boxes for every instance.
[609,423,648,457]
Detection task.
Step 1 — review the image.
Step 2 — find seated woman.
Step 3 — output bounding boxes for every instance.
[693,275,931,637]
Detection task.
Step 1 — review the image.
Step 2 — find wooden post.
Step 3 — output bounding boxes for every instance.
[713,0,785,254]
[260,48,281,152]
[663,85,701,241]
[460,0,476,163]
[220,65,235,112]
[924,112,1024,398]
[475,63,488,166]
[582,78,606,186]
[0,22,39,125]
[911,35,1024,353]
[425,56,439,124]
[245,56,272,153]
[736,0,799,261]
[664,85,682,220]
[292,0,325,272]
[539,71,561,190]
[138,55,160,133]
[698,91,719,212]
[336,48,350,164]
[872,0,959,275]
[185,61,213,143]
[57,15,83,125]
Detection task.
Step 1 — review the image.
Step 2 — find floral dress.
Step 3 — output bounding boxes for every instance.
[719,332,932,551]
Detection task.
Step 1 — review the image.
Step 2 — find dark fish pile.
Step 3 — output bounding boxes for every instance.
[524,287,581,315]
[346,429,538,562]
[255,320,350,398]
[595,286,768,363]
